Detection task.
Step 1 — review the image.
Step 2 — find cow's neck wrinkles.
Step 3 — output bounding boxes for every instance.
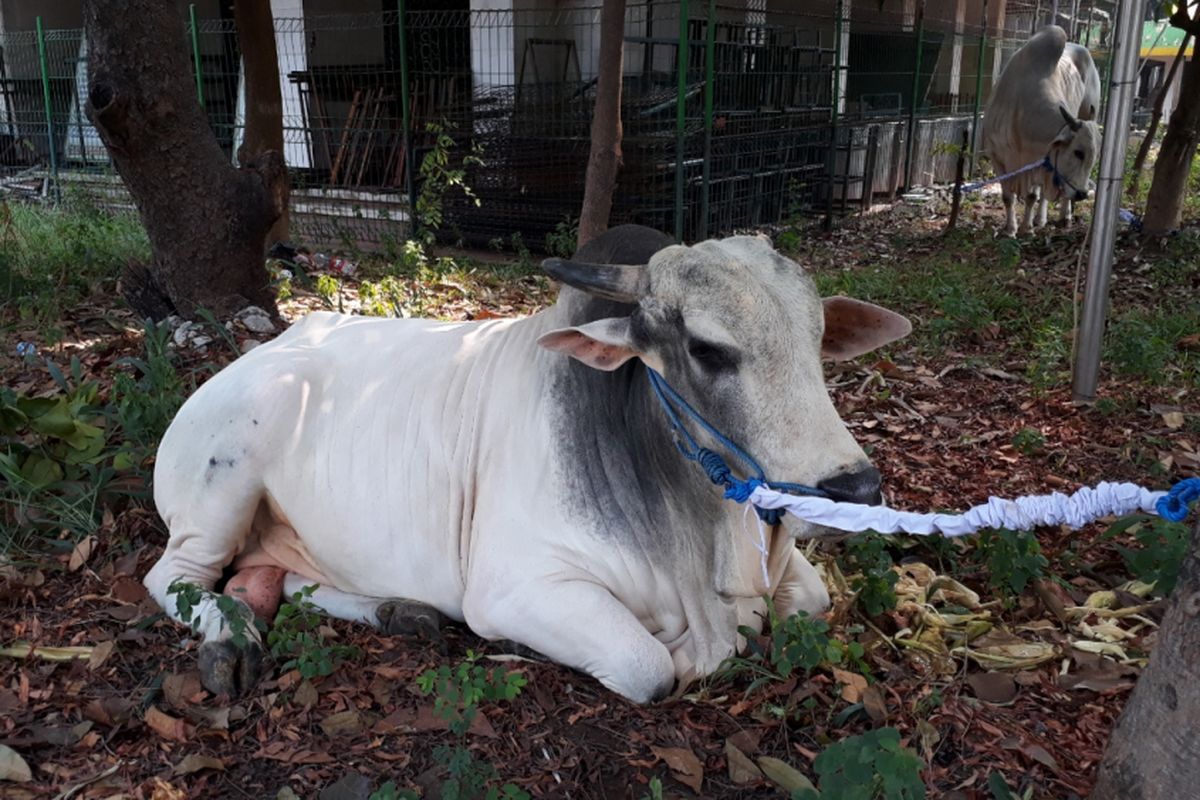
[543,289,767,616]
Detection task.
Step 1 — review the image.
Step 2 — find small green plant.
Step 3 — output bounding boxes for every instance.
[167,580,265,649]
[640,776,664,800]
[793,727,926,800]
[976,529,1048,597]
[268,584,360,680]
[110,319,186,468]
[544,216,579,258]
[996,237,1021,269]
[1103,513,1190,595]
[1010,427,1046,456]
[840,533,899,616]
[315,273,343,311]
[721,601,865,694]
[415,119,484,244]
[369,781,419,800]
[415,651,529,800]
[358,276,409,318]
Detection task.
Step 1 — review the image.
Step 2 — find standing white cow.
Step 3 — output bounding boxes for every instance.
[144,225,911,703]
[982,25,1101,236]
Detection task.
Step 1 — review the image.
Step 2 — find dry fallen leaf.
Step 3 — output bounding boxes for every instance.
[832,667,868,703]
[966,671,1019,705]
[758,756,817,794]
[145,706,190,742]
[0,745,32,783]
[724,740,763,785]
[88,640,116,671]
[1162,411,1185,429]
[173,753,225,776]
[651,746,704,793]
[68,536,96,572]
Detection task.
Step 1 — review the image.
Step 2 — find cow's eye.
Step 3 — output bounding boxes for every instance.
[687,339,738,371]
[1074,149,1085,159]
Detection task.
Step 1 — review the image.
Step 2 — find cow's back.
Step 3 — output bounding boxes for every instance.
[982,26,1087,176]
[153,310,541,618]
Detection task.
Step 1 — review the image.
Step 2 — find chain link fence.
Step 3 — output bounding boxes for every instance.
[0,1,1119,249]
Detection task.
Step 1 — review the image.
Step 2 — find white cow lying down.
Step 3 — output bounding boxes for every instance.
[145,225,911,703]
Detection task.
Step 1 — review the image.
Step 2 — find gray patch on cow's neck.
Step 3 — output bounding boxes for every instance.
[547,289,727,556]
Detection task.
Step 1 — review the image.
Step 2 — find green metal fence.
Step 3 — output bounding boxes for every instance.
[0,2,1118,249]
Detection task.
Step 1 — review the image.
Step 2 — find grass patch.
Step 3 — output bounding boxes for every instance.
[0,195,149,338]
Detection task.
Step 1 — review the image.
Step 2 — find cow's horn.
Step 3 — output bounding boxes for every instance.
[1059,105,1082,132]
[542,259,647,303]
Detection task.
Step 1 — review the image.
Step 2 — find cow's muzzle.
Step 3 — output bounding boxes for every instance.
[817,465,882,506]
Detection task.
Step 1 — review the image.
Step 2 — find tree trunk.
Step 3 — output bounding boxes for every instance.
[1141,7,1200,236]
[234,0,289,245]
[577,0,627,248]
[1092,514,1200,799]
[84,0,286,320]
[1128,33,1191,199]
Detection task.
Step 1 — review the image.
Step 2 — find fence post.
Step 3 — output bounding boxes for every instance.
[968,0,988,177]
[35,16,59,203]
[946,128,968,231]
[824,0,845,230]
[397,0,417,233]
[699,0,715,240]
[903,0,926,191]
[674,0,690,241]
[188,4,206,109]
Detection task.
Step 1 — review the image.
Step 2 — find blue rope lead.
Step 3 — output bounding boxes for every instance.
[1156,478,1200,522]
[646,368,826,524]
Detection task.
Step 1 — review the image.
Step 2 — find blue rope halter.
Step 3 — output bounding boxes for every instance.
[645,368,826,525]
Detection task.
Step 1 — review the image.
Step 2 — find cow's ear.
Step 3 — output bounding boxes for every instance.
[538,318,641,371]
[821,296,912,361]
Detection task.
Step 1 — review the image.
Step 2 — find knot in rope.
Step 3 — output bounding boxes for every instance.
[697,448,763,504]
[1156,477,1200,522]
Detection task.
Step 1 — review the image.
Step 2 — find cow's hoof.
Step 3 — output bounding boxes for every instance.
[376,599,445,639]
[198,638,265,697]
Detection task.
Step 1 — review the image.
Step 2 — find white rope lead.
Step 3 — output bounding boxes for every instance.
[749,481,1166,537]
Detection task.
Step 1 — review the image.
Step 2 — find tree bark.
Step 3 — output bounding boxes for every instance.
[577,0,627,248]
[84,0,286,320]
[234,0,289,244]
[1128,33,1191,199]
[1092,514,1200,799]
[1141,5,1200,235]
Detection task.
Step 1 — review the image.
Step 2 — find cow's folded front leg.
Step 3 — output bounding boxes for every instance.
[276,573,448,639]
[463,579,676,704]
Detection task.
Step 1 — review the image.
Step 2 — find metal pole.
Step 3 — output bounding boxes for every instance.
[35,16,59,202]
[1072,0,1144,402]
[675,0,690,241]
[969,0,988,177]
[824,0,846,229]
[903,0,925,190]
[188,4,206,109]
[699,0,715,240]
[397,0,417,233]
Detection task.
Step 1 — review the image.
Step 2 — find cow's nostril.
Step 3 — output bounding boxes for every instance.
[817,465,882,506]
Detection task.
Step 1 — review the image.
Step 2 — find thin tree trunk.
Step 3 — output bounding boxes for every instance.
[1128,33,1192,199]
[1092,514,1200,799]
[234,0,289,244]
[578,0,627,248]
[84,0,286,320]
[1141,6,1200,236]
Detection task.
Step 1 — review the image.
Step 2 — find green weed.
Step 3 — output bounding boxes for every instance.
[415,651,529,800]
[268,584,361,680]
[840,533,900,617]
[793,727,926,799]
[976,530,1049,597]
[1103,513,1190,595]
